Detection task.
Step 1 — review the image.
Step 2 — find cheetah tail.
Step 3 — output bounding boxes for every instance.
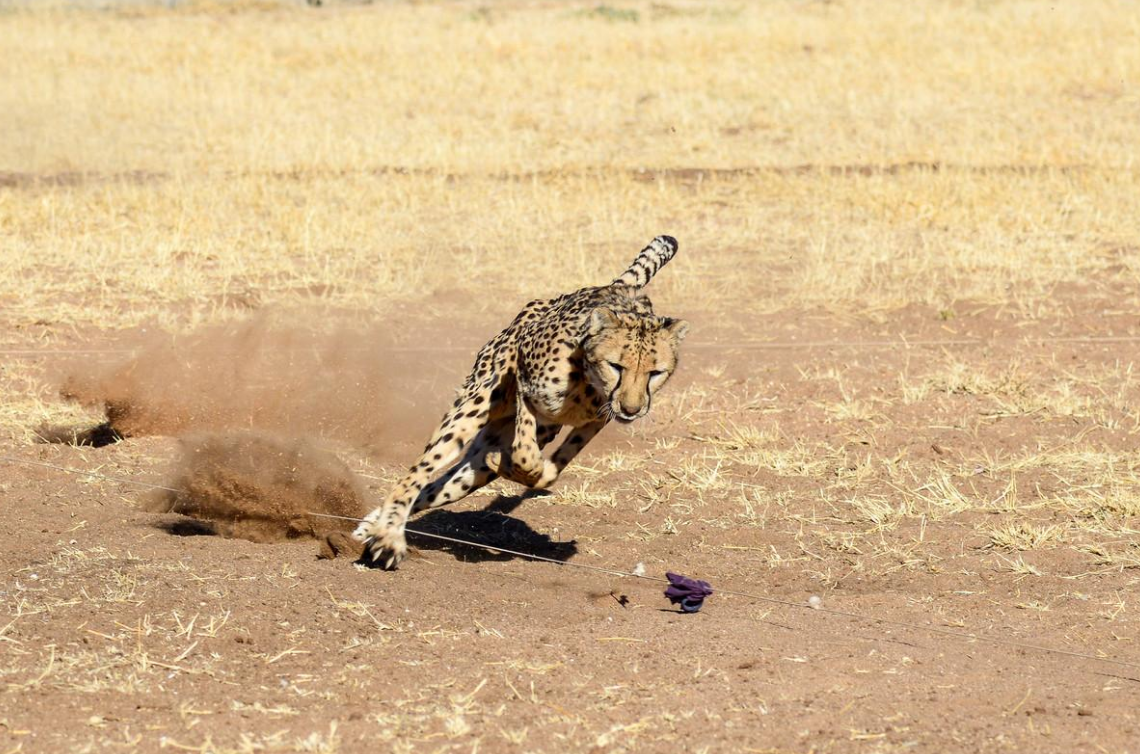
[611,235,679,289]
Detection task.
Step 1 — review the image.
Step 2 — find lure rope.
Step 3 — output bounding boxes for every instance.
[4,452,1140,673]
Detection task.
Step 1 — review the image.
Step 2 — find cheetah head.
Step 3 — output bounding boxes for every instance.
[584,308,689,424]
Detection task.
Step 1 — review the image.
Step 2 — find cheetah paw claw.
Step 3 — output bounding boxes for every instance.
[353,519,407,570]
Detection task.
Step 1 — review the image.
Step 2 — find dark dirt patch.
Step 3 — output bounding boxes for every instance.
[34,420,123,447]
[0,169,166,189]
[1,163,1100,195]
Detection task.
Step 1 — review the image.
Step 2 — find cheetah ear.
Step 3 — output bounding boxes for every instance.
[663,317,690,343]
[589,307,620,336]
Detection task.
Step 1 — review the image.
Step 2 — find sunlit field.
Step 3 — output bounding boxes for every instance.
[2,0,1139,331]
[3,1,1140,752]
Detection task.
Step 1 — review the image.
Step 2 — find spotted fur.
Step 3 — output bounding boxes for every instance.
[354,235,688,568]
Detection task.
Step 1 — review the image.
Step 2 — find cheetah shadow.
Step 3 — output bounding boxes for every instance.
[403,490,579,564]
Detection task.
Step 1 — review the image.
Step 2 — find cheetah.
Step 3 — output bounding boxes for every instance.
[354,235,688,569]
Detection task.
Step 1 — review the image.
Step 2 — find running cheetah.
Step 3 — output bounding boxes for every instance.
[354,236,688,568]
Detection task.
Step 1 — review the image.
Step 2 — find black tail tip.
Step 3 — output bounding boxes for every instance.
[655,235,678,251]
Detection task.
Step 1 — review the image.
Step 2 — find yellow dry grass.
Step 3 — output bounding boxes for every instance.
[0,0,1138,333]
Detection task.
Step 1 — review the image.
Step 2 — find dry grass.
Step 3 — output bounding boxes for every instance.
[0,0,1138,334]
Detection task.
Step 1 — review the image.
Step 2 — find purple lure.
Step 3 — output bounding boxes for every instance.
[664,572,713,613]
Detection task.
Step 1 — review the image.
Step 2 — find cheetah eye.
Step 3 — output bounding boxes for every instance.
[607,361,624,373]
[649,370,665,378]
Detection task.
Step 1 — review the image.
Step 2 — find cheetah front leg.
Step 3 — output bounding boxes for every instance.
[545,420,607,485]
[485,397,561,489]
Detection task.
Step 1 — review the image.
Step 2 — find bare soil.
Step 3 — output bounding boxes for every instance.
[2,303,1139,753]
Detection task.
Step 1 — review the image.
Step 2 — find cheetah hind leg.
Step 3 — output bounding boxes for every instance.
[484,451,560,489]
[416,417,561,516]
[353,382,503,569]
[409,417,515,514]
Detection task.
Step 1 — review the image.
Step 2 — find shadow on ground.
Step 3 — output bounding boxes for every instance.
[35,421,123,447]
[155,518,217,537]
[403,490,579,565]
[152,489,580,565]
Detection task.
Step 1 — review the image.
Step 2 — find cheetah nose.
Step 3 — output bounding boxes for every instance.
[619,401,640,417]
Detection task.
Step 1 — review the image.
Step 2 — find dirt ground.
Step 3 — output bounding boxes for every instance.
[3,301,1140,754]
[2,1,1140,750]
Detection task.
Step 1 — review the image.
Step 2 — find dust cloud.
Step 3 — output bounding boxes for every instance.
[60,311,421,454]
[58,311,466,545]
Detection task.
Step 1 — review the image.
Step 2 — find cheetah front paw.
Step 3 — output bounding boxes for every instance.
[534,460,559,490]
[352,516,408,570]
